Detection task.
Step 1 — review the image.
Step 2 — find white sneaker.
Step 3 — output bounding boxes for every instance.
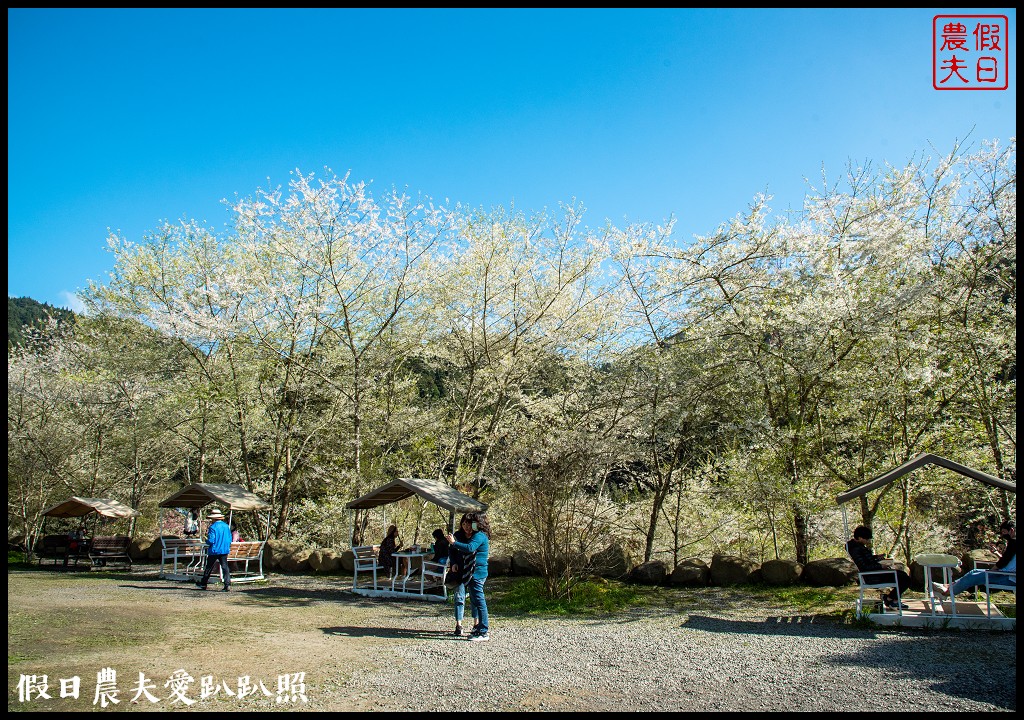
[931,581,948,597]
[467,633,489,642]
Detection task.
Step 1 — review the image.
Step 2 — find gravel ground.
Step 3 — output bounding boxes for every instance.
[8,570,1016,712]
[340,603,1016,712]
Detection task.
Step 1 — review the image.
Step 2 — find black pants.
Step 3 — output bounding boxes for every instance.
[863,569,911,601]
[200,553,231,589]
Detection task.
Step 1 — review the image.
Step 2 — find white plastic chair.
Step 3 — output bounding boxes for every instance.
[420,560,448,599]
[352,545,381,591]
[983,570,1016,617]
[855,569,903,617]
[969,557,997,601]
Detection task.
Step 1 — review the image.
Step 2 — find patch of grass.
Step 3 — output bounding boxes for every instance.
[744,583,853,611]
[8,550,37,569]
[490,576,646,616]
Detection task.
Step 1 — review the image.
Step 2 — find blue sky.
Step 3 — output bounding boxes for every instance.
[8,8,1017,311]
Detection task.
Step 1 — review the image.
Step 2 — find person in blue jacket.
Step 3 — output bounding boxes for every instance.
[447,511,491,641]
[197,507,232,592]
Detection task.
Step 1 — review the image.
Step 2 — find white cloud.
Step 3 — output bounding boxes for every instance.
[58,291,87,314]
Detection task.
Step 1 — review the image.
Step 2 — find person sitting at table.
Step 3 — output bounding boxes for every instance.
[847,525,910,610]
[67,525,89,556]
[430,528,450,563]
[378,524,403,577]
[933,520,1016,598]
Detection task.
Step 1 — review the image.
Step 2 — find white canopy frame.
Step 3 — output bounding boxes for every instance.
[157,483,273,583]
[345,477,488,601]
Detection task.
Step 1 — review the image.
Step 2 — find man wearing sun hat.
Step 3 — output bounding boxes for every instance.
[196,507,232,592]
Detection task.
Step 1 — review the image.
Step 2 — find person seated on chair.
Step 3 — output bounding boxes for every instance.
[934,520,1016,599]
[231,523,242,543]
[429,528,450,564]
[377,525,403,577]
[67,525,89,557]
[847,525,910,610]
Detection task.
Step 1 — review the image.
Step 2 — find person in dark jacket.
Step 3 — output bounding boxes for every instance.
[933,520,1016,598]
[197,508,232,592]
[847,525,910,610]
[448,512,491,641]
[430,528,450,563]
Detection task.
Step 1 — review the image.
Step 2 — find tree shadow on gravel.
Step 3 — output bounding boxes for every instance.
[681,614,870,638]
[820,633,1016,710]
[321,625,460,641]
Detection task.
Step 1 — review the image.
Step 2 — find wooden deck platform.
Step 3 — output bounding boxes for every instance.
[861,598,1015,630]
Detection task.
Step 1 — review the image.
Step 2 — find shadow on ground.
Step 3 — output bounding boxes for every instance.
[681,613,867,637]
[822,632,1016,710]
[321,625,462,641]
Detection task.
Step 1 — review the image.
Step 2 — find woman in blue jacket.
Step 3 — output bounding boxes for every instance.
[448,516,478,636]
[447,512,490,641]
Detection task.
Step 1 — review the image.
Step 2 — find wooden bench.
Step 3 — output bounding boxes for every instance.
[87,535,132,569]
[159,536,207,579]
[352,545,382,590]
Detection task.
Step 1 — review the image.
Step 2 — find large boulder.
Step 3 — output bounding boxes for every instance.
[339,549,355,573]
[511,551,541,576]
[149,536,177,560]
[909,557,955,591]
[277,549,311,573]
[629,560,668,585]
[670,559,710,587]
[589,543,634,579]
[308,549,342,573]
[488,555,512,577]
[710,554,760,586]
[801,557,858,587]
[958,548,999,577]
[963,548,998,569]
[264,539,306,571]
[760,559,803,586]
[129,535,157,562]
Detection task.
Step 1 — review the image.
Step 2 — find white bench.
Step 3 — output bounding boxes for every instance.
[159,537,207,580]
[222,541,265,583]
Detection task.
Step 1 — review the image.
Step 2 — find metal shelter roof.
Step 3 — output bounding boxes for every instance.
[41,497,140,519]
[346,477,487,513]
[836,453,1016,505]
[159,483,271,511]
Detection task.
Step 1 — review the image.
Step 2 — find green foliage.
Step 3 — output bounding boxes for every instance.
[8,296,75,347]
